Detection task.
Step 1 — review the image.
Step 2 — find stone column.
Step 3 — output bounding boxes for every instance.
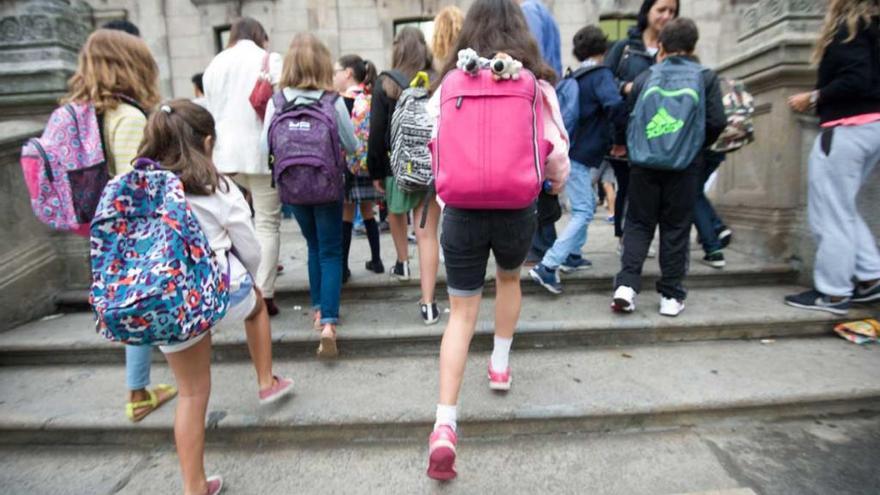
[712,0,827,273]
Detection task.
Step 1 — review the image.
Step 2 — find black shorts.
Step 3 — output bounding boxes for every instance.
[441,204,537,296]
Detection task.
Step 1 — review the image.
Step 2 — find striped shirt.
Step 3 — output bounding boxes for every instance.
[103,103,147,175]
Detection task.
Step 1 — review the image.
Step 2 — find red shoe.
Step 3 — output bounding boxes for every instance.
[488,363,512,391]
[205,475,223,495]
[258,375,294,405]
[427,425,457,480]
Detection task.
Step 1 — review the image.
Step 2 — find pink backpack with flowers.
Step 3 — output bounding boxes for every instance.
[20,102,112,236]
[429,68,552,209]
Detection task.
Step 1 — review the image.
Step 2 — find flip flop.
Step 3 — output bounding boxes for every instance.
[126,384,178,423]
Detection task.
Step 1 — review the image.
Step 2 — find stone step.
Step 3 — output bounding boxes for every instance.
[53,249,797,309]
[2,286,872,365]
[1,338,878,448]
[8,415,879,494]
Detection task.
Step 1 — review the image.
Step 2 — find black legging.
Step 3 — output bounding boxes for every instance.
[610,158,630,238]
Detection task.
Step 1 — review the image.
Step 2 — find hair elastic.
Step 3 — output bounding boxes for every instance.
[160,104,172,114]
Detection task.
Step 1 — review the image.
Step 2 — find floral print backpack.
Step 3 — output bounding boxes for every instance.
[345,84,371,176]
[89,158,229,346]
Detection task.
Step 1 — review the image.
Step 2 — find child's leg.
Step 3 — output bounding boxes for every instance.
[492,268,521,371]
[342,202,355,278]
[244,288,275,390]
[126,344,151,399]
[360,201,383,267]
[163,335,212,495]
[438,294,482,409]
[656,168,699,300]
[388,212,409,263]
[414,196,441,304]
[615,167,660,293]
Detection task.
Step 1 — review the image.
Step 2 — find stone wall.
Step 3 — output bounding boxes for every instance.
[82,0,739,98]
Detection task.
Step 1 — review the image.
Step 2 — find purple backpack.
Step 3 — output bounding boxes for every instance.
[20,103,109,236]
[268,91,345,205]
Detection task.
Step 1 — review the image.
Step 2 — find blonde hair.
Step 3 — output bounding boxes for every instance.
[280,33,334,90]
[63,29,160,113]
[432,6,464,70]
[812,0,880,64]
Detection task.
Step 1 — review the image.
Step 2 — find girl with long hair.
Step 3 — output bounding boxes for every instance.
[431,5,465,73]
[785,0,880,312]
[425,0,569,480]
[366,27,443,326]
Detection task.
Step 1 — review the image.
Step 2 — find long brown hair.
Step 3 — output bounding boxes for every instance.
[437,0,556,86]
[432,6,465,71]
[382,27,431,98]
[137,99,226,196]
[63,29,160,113]
[813,0,880,64]
[280,33,334,90]
[228,17,269,48]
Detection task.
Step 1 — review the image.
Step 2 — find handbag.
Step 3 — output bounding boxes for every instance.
[249,53,273,120]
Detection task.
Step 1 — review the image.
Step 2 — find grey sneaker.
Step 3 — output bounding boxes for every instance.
[853,280,880,303]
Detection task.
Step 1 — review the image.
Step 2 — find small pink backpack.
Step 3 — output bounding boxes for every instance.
[20,102,108,236]
[429,68,552,209]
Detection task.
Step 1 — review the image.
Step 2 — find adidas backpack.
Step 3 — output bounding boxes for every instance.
[556,65,602,138]
[388,71,434,192]
[90,158,229,346]
[268,91,345,205]
[710,78,755,153]
[627,58,707,171]
[21,102,109,236]
[430,67,550,209]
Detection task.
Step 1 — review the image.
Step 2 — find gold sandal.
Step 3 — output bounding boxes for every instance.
[316,326,338,358]
[125,384,177,423]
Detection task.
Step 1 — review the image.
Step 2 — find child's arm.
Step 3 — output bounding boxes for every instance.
[538,80,570,194]
[333,96,358,154]
[222,178,262,278]
[594,69,628,131]
[259,96,276,171]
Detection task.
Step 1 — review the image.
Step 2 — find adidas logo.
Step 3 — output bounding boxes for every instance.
[646,108,684,139]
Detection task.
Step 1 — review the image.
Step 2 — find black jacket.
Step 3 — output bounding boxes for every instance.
[606,26,657,145]
[366,72,404,181]
[816,17,880,124]
[568,65,629,167]
[627,56,727,164]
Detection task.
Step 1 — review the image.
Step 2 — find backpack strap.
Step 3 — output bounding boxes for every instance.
[379,70,409,93]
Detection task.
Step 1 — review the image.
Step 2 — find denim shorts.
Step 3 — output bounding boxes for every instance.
[441,204,537,297]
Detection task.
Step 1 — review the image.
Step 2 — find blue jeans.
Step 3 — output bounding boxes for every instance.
[126,345,151,391]
[290,201,343,324]
[541,161,596,268]
[694,152,724,254]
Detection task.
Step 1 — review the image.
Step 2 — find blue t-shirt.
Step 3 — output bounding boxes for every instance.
[520,0,562,78]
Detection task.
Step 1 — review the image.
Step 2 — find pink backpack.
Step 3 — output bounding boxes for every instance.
[20,102,108,236]
[429,68,552,209]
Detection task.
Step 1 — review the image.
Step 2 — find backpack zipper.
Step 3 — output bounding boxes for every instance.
[531,75,542,185]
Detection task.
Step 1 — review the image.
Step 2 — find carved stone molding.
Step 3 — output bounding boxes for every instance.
[740,0,824,41]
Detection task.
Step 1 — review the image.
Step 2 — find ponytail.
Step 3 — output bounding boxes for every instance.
[361,59,377,92]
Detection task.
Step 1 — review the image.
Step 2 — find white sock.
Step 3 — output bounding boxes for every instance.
[491,336,513,371]
[435,404,457,431]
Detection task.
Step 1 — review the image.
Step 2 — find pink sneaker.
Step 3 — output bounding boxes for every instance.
[488,363,512,391]
[205,475,223,495]
[427,425,457,480]
[258,375,294,405]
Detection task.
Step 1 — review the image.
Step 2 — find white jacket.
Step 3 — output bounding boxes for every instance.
[203,40,282,175]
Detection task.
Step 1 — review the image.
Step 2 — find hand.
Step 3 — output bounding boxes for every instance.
[373,179,385,194]
[610,144,627,158]
[623,82,634,95]
[788,92,814,113]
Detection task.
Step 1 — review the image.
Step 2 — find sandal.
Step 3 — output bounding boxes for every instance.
[313,311,322,331]
[316,325,338,359]
[126,384,178,423]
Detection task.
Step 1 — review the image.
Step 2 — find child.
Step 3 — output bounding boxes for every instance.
[262,33,357,357]
[530,25,629,294]
[333,54,384,282]
[62,28,173,423]
[138,100,293,495]
[424,0,569,480]
[367,27,443,326]
[612,18,726,316]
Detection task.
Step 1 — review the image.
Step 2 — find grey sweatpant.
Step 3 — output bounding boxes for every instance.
[808,121,880,297]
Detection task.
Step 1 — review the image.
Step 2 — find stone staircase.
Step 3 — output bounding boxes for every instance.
[1,218,878,494]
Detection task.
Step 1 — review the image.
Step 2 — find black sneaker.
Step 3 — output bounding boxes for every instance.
[853,280,880,303]
[702,251,726,269]
[716,226,732,249]
[365,259,385,274]
[559,254,592,273]
[421,302,440,325]
[390,260,410,281]
[784,289,850,315]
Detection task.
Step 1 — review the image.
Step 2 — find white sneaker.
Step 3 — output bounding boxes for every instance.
[659,296,685,317]
[611,286,636,313]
